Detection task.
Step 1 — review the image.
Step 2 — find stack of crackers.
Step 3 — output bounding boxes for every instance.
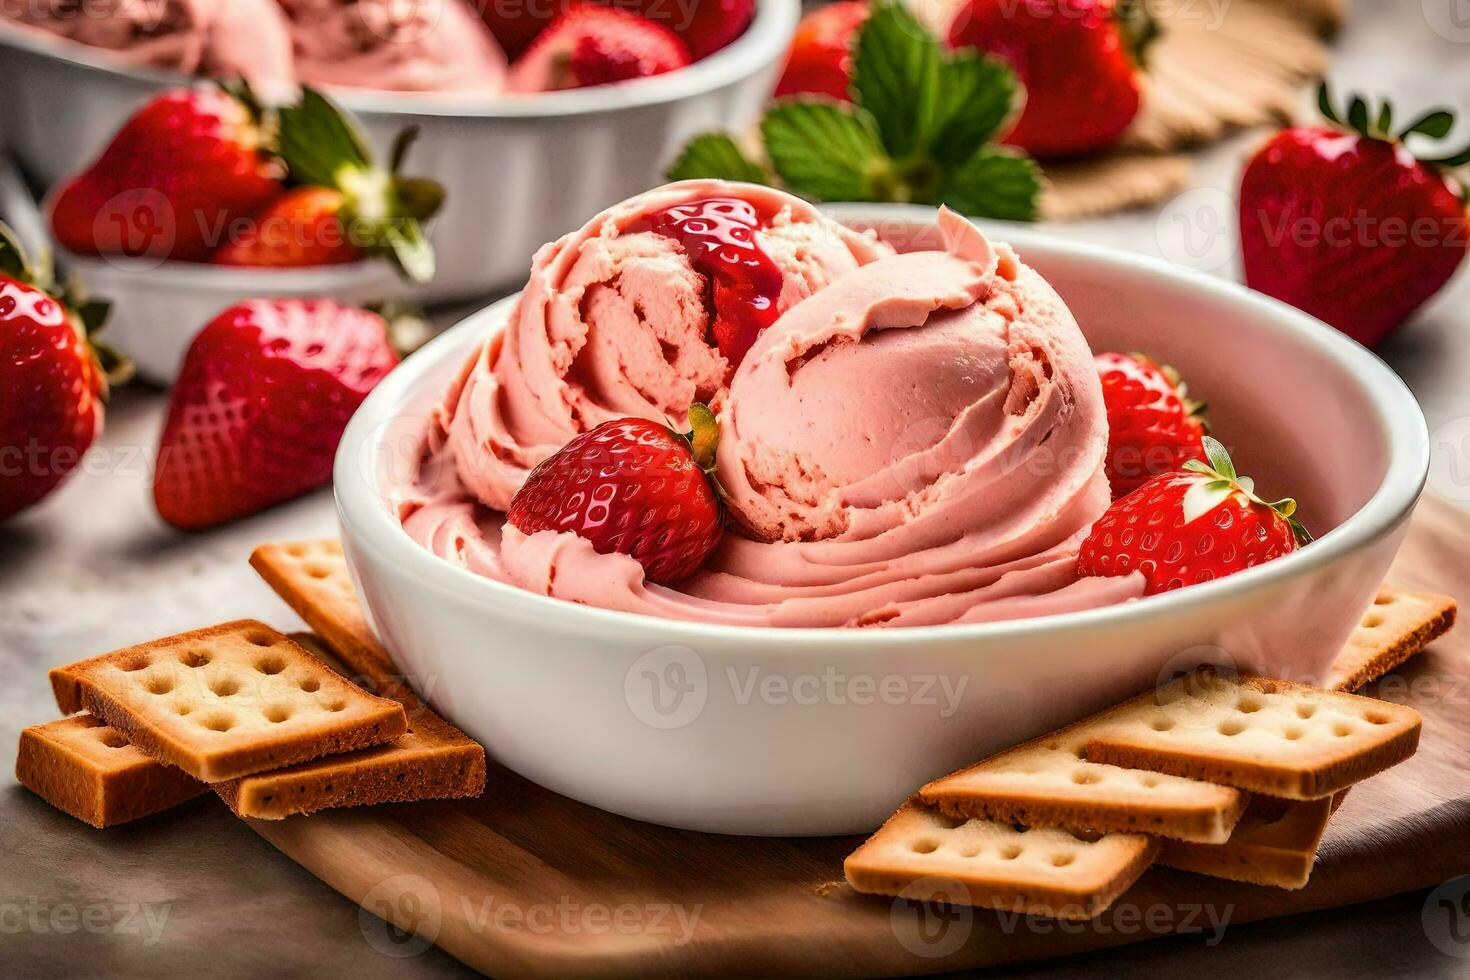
[845,586,1457,920]
[16,541,486,829]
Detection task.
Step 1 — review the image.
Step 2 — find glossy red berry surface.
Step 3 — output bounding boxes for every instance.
[645,197,784,367]
[507,417,724,585]
[1096,352,1206,499]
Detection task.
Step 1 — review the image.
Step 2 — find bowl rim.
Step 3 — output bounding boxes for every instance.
[0,0,798,120]
[335,212,1429,649]
[53,243,402,291]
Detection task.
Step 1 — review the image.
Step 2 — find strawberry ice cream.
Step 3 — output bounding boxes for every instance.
[2,0,296,85]
[396,184,1145,627]
[276,0,507,93]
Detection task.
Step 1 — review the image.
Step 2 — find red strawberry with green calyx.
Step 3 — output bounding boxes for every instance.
[1096,351,1207,500]
[231,88,445,283]
[1240,83,1470,348]
[507,404,725,585]
[1079,436,1310,596]
[0,223,129,520]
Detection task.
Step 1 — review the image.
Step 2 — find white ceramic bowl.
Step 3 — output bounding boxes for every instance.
[0,0,797,302]
[334,212,1428,837]
[56,248,400,383]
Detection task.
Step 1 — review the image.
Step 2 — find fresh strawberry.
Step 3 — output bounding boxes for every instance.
[946,0,1153,158]
[50,87,282,263]
[1239,86,1470,349]
[506,405,724,584]
[654,0,755,60]
[1079,437,1310,596]
[0,225,124,520]
[1096,351,1206,500]
[508,6,691,93]
[152,300,398,531]
[211,187,359,269]
[479,1,558,60]
[775,1,868,101]
[214,90,444,282]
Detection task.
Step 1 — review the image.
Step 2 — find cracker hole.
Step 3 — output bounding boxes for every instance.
[145,676,174,695]
[1071,770,1100,785]
[175,704,192,716]
[265,705,293,724]
[1332,721,1354,737]
[1150,717,1174,732]
[256,657,286,675]
[999,844,1022,860]
[911,839,939,854]
[1295,703,1317,719]
[79,716,105,729]
[307,564,332,580]
[246,631,275,648]
[180,650,211,668]
[199,713,234,733]
[1236,697,1263,714]
[98,732,129,749]
[959,846,981,858]
[210,678,240,698]
[118,656,149,672]
[1364,711,1390,725]
[1374,594,1393,606]
[1137,774,1161,788]
[1218,719,1244,737]
[1283,726,1304,741]
[325,700,346,713]
[286,544,307,558]
[300,678,321,693]
[1361,613,1384,629]
[1051,852,1076,867]
[934,813,966,830]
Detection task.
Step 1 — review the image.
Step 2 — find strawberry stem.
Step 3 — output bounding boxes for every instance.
[1183,436,1312,545]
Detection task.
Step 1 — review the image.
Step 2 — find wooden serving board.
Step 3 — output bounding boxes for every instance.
[246,494,1470,979]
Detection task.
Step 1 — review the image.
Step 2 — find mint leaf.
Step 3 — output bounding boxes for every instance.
[762,100,887,202]
[937,147,1042,221]
[666,133,770,184]
[851,0,939,160]
[929,52,1018,169]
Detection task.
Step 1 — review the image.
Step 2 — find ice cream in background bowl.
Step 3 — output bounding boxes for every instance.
[393,181,1147,628]
[0,0,297,85]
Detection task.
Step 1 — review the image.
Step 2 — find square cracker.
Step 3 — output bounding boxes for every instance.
[1156,795,1332,890]
[1083,669,1421,800]
[250,541,397,686]
[63,621,407,782]
[844,800,1158,921]
[1325,586,1456,692]
[15,715,207,828]
[920,723,1247,844]
[214,635,486,819]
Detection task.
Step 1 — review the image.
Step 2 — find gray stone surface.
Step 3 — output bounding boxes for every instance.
[3,1,1469,975]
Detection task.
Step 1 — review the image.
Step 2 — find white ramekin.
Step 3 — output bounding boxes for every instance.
[334,211,1428,837]
[0,0,798,302]
[56,249,400,384]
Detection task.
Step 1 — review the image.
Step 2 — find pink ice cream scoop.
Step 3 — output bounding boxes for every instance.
[275,0,506,93]
[428,179,889,512]
[2,0,296,85]
[397,190,1145,628]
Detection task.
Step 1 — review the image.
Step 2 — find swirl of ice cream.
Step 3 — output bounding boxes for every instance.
[276,0,506,93]
[398,194,1144,628]
[431,180,890,512]
[2,0,297,85]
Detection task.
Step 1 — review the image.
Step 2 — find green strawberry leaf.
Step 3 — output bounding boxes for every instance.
[1200,435,1237,481]
[0,222,31,282]
[936,147,1041,221]
[851,0,939,160]
[1346,96,1370,135]
[1400,108,1454,140]
[929,52,1019,169]
[382,219,436,285]
[277,88,374,189]
[762,100,888,202]
[395,177,447,222]
[666,133,771,184]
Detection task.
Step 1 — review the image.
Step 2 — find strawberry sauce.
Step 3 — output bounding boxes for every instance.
[643,198,784,367]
